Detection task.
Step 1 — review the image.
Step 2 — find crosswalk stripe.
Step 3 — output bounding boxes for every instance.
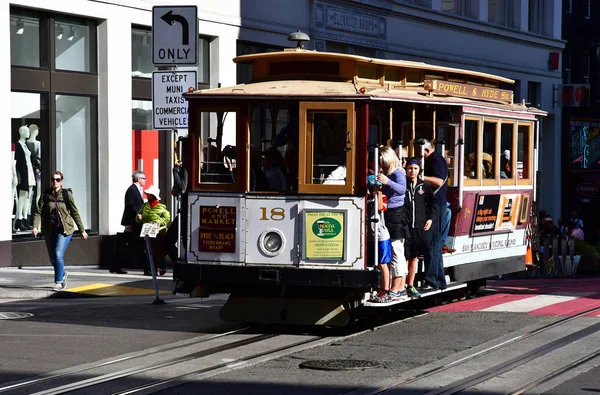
[528,292,600,316]
[480,292,596,313]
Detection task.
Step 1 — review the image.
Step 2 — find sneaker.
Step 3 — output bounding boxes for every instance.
[388,289,409,301]
[53,283,64,291]
[419,282,440,292]
[61,272,68,290]
[406,285,422,298]
[369,291,392,303]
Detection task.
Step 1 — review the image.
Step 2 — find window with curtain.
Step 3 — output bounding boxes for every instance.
[55,94,98,230]
[441,0,478,19]
[488,0,517,28]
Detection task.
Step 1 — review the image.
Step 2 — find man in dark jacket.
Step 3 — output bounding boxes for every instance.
[114,170,147,274]
[404,157,437,298]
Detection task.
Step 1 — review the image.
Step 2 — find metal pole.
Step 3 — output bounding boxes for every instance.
[145,234,165,305]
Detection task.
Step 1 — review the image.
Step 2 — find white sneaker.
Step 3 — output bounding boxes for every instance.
[53,283,64,291]
[61,272,68,290]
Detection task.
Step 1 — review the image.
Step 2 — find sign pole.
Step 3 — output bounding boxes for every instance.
[141,223,166,305]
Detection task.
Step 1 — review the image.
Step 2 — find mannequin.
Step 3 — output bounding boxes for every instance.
[11,144,18,233]
[27,124,42,208]
[14,126,35,231]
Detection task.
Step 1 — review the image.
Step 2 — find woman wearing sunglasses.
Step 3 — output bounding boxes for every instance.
[32,171,88,291]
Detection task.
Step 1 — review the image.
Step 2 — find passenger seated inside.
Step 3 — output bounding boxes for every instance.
[323,165,346,185]
[201,144,234,183]
[500,150,511,179]
[482,152,493,179]
[464,153,476,179]
[262,147,288,192]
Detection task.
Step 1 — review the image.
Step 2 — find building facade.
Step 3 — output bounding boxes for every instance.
[1,0,564,267]
[561,0,599,235]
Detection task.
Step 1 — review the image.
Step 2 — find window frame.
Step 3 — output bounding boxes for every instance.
[193,105,246,192]
[463,116,481,187]
[499,121,517,186]
[516,121,533,186]
[298,102,355,195]
[482,118,500,187]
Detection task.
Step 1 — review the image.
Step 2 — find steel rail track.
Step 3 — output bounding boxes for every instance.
[344,305,600,395]
[508,348,600,395]
[0,327,249,394]
[424,320,600,395]
[112,335,326,395]
[30,333,277,395]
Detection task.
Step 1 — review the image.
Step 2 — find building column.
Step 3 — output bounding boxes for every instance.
[97,17,134,235]
[478,1,488,22]
[0,0,12,266]
[519,0,529,32]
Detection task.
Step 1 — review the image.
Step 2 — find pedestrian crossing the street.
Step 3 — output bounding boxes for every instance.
[428,278,600,317]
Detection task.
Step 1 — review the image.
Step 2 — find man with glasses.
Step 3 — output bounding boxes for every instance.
[115,170,147,274]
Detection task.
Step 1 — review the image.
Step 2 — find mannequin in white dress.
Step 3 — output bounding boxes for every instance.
[14,126,35,231]
[27,124,42,208]
[11,144,18,233]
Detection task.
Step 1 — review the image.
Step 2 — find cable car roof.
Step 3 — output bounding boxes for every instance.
[184,79,546,116]
[232,48,515,84]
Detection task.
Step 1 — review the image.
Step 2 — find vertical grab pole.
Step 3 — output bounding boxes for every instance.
[176,137,183,261]
[373,145,379,275]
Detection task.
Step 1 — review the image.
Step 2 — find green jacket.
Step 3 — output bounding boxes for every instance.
[136,202,170,233]
[33,188,86,236]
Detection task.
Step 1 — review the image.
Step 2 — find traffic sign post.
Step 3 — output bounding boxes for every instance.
[152,70,197,130]
[152,5,198,66]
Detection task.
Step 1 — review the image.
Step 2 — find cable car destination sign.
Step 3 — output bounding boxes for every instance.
[424,80,514,104]
[152,70,197,130]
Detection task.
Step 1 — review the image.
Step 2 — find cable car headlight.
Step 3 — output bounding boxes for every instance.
[259,229,285,256]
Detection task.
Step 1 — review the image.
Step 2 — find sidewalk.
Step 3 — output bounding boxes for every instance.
[0,266,175,300]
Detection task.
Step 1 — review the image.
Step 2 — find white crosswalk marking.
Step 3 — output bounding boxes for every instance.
[481,292,596,312]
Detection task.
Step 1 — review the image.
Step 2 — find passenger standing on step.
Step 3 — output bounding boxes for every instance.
[415,138,448,291]
[376,147,409,301]
[404,157,437,298]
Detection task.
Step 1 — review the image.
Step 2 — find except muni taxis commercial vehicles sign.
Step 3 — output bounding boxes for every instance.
[152,5,198,66]
[152,71,197,130]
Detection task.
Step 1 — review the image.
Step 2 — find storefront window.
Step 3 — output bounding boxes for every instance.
[11,92,48,235]
[55,19,93,73]
[132,100,159,185]
[132,28,153,78]
[133,28,210,85]
[10,14,42,68]
[55,95,98,230]
[179,37,210,85]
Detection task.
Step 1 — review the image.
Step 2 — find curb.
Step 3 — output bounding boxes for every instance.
[0,286,102,300]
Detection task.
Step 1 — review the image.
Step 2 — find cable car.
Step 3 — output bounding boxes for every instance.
[173,32,545,326]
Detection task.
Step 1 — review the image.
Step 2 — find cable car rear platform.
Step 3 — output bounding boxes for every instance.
[362,282,467,307]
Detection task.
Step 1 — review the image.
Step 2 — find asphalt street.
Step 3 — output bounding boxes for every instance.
[1,269,599,394]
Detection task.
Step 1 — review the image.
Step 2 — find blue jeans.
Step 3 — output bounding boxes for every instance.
[441,202,451,246]
[424,201,447,289]
[44,230,73,283]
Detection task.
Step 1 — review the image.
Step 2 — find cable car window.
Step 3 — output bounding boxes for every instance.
[436,124,456,186]
[464,119,479,181]
[199,111,236,184]
[500,122,515,181]
[249,104,293,192]
[312,112,347,184]
[518,123,532,180]
[298,102,355,194]
[483,121,498,180]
